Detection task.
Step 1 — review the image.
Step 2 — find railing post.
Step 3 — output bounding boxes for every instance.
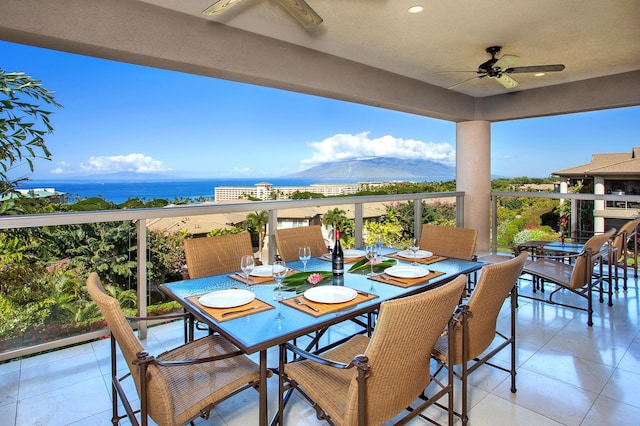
[414,199,422,238]
[268,209,278,264]
[456,194,465,227]
[136,219,147,340]
[354,202,364,247]
[491,194,498,253]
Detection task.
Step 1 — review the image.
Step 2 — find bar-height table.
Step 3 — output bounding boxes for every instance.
[159,248,484,426]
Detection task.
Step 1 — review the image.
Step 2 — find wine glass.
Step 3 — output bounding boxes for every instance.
[365,245,376,276]
[410,238,420,266]
[240,255,255,288]
[299,246,311,272]
[272,260,288,301]
[375,237,383,258]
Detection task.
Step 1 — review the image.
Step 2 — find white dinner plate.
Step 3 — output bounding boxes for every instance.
[250,265,274,277]
[344,249,366,257]
[384,265,429,278]
[396,250,433,259]
[199,289,255,308]
[303,286,358,304]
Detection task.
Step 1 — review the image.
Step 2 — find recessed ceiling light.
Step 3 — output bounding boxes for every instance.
[408,5,424,14]
[534,72,546,77]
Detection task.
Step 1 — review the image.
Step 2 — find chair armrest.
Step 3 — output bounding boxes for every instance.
[125,311,189,322]
[132,348,246,367]
[284,342,362,370]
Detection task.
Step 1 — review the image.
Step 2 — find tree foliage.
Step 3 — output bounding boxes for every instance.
[1,68,61,213]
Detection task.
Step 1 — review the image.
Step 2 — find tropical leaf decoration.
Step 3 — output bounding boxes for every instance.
[279,271,333,293]
[348,257,396,274]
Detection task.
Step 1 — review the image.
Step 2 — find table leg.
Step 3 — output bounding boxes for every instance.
[260,349,268,426]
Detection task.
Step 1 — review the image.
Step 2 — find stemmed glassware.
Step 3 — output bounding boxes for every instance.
[272,260,288,301]
[410,238,420,266]
[240,255,255,288]
[299,246,311,272]
[365,244,376,276]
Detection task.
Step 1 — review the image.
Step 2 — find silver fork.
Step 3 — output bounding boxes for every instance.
[295,297,319,312]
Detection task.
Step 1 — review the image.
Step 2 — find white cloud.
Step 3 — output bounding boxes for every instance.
[232,167,251,175]
[300,132,455,167]
[80,153,171,173]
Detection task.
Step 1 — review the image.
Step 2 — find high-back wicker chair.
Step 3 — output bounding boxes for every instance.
[522,228,616,326]
[277,276,467,426]
[419,224,478,260]
[183,231,254,279]
[432,252,528,426]
[274,225,329,262]
[86,272,267,426]
[610,218,640,290]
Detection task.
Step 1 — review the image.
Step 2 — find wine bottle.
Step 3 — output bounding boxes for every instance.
[332,230,344,276]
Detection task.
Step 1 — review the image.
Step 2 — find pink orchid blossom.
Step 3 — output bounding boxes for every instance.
[367,258,382,266]
[307,273,324,285]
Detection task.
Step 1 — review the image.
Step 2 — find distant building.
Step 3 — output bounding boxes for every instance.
[214,182,362,201]
[0,188,65,203]
[553,146,640,236]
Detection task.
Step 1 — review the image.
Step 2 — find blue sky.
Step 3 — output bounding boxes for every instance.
[2,40,639,181]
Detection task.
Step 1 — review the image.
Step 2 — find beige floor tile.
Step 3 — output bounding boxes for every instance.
[493,368,598,426]
[600,368,640,409]
[581,395,640,426]
[467,393,564,426]
[521,347,615,393]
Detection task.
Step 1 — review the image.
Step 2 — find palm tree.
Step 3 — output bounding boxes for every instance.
[244,211,268,261]
[322,208,349,242]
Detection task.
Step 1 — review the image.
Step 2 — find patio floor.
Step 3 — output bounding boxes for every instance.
[1,271,639,425]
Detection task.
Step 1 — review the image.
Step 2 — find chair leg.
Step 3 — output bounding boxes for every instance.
[510,287,517,393]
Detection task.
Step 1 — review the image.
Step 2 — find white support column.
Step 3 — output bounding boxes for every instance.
[594,176,605,234]
[456,121,491,252]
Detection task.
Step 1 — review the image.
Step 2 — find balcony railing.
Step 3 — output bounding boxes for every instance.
[0,191,464,361]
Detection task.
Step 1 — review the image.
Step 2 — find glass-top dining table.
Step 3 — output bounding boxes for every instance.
[159,247,485,426]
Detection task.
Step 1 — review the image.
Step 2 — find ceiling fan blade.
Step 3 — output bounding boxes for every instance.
[493,74,519,89]
[277,0,323,27]
[448,75,482,90]
[505,64,566,74]
[202,0,244,16]
[493,54,519,70]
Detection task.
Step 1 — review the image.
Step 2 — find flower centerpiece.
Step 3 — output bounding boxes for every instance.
[348,257,396,274]
[279,271,333,293]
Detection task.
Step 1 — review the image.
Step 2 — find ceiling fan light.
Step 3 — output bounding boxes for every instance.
[534,72,546,77]
[408,5,424,14]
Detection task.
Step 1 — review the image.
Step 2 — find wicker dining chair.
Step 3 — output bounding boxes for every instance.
[432,252,528,426]
[274,225,329,262]
[183,231,254,279]
[418,224,478,261]
[610,217,640,290]
[86,272,268,426]
[522,228,616,326]
[277,275,467,426]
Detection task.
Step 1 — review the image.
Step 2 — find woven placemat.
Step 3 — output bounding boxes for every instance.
[280,289,378,317]
[385,252,448,265]
[319,254,366,264]
[368,270,446,288]
[187,294,274,322]
[228,268,299,285]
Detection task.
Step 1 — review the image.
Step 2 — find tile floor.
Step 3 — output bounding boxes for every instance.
[1,271,639,425]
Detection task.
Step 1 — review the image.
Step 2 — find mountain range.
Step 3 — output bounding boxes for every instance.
[285,157,456,180]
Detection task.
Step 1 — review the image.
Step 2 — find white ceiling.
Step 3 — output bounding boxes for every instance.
[1,0,639,122]
[140,0,640,98]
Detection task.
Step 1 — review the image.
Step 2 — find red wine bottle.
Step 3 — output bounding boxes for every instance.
[332,230,344,276]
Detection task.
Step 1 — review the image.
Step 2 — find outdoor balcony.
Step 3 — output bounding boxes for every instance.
[1,270,638,425]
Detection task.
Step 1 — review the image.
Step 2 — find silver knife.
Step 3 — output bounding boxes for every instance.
[221,306,259,317]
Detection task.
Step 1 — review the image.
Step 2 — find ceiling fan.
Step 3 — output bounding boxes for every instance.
[448,46,565,90]
[202,0,323,28]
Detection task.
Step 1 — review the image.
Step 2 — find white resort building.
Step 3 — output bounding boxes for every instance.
[214,182,363,201]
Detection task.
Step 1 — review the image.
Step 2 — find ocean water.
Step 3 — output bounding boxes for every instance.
[19,177,364,204]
